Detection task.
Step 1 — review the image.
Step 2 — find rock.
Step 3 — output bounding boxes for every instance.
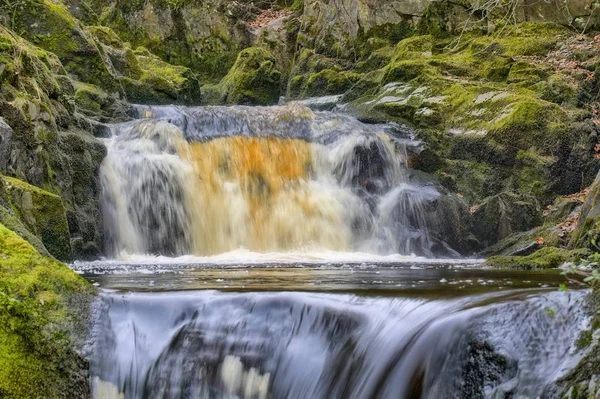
[571,170,600,249]
[0,222,95,398]
[72,0,247,80]
[8,0,122,92]
[206,47,282,105]
[121,48,202,105]
[288,69,362,99]
[2,176,72,261]
[472,192,542,247]
[56,130,107,259]
[0,118,12,173]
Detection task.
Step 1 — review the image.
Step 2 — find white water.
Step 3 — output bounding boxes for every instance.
[99,103,453,259]
[89,289,589,399]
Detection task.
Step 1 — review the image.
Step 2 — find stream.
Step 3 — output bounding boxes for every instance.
[80,102,593,399]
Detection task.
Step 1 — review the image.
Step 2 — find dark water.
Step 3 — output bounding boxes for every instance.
[81,260,591,399]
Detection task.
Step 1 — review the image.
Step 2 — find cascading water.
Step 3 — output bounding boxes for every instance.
[85,101,595,399]
[89,289,589,399]
[99,103,442,258]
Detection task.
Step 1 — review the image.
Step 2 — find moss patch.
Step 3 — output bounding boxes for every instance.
[485,246,589,269]
[0,222,94,398]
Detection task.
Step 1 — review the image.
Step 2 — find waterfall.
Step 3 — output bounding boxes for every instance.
[100,103,443,258]
[89,289,588,399]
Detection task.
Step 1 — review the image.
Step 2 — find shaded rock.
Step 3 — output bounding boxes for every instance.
[56,130,107,260]
[571,170,600,249]
[0,118,12,173]
[472,192,542,247]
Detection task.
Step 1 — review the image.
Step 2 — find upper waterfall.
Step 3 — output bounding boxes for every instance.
[100,103,452,258]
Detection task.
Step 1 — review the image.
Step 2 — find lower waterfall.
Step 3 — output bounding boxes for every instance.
[89,289,588,399]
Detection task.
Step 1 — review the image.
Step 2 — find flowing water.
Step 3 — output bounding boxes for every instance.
[83,102,593,399]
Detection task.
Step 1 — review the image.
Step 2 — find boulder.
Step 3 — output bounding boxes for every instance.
[205,47,282,105]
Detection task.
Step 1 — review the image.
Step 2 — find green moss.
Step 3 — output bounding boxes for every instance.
[2,176,72,262]
[507,61,549,86]
[0,222,94,397]
[73,82,110,115]
[0,206,49,258]
[485,247,589,269]
[214,47,282,105]
[7,0,122,92]
[490,100,568,151]
[85,25,123,48]
[289,69,362,98]
[489,23,567,57]
[122,50,201,104]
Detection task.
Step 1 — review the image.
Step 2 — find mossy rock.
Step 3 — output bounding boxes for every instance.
[74,82,112,116]
[489,100,568,152]
[122,50,202,105]
[6,0,122,93]
[289,69,362,98]
[2,176,72,261]
[571,170,600,249]
[485,246,589,269]
[212,47,282,106]
[0,222,94,397]
[472,192,542,247]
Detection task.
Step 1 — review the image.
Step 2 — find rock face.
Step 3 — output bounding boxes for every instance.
[471,192,542,247]
[68,0,250,81]
[2,176,72,261]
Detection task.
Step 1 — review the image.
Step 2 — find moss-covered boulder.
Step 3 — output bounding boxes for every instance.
[340,23,599,219]
[121,48,202,105]
[206,47,282,105]
[0,222,94,397]
[2,176,72,262]
[471,192,542,248]
[485,246,589,269]
[69,0,244,81]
